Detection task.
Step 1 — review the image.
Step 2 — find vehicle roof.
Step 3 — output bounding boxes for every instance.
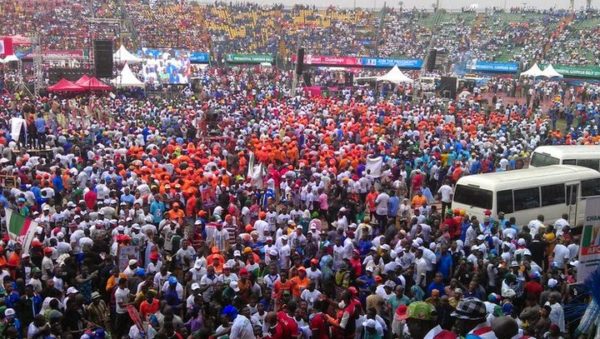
[533,145,600,157]
[456,165,600,189]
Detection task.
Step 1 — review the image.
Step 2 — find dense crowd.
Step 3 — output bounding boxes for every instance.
[0,1,600,67]
[0,65,597,339]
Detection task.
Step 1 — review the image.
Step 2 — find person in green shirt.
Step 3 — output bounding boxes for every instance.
[387,285,410,318]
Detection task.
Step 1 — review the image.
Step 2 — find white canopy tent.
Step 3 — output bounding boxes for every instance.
[520,63,544,77]
[377,65,414,84]
[113,45,143,64]
[111,63,145,88]
[541,64,563,78]
[2,55,19,63]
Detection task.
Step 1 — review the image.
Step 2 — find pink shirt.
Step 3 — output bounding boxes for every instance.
[318,193,328,210]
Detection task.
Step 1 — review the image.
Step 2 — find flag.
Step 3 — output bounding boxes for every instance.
[0,40,4,55]
[5,208,37,252]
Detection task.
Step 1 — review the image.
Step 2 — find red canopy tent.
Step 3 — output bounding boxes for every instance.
[47,79,86,93]
[74,75,90,87]
[85,77,112,91]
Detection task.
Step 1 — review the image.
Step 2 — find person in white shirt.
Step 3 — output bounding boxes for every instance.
[227,306,255,339]
[300,282,322,311]
[553,242,570,269]
[437,180,453,216]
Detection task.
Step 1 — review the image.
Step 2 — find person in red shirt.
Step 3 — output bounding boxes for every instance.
[265,311,286,339]
[139,290,159,320]
[84,183,97,210]
[349,250,363,277]
[310,299,331,339]
[523,273,544,306]
[277,301,300,338]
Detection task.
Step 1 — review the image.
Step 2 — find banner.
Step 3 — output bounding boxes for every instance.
[5,208,38,253]
[468,60,519,73]
[0,38,13,57]
[578,197,600,282]
[361,57,423,69]
[302,54,361,66]
[118,245,140,271]
[225,54,273,64]
[190,52,210,64]
[541,64,600,79]
[365,156,383,178]
[138,48,191,85]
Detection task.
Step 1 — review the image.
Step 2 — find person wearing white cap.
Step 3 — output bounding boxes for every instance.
[123,259,138,278]
[278,235,291,270]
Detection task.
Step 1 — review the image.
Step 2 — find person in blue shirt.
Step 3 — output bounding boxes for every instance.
[437,249,453,281]
[426,272,446,297]
[34,114,46,149]
[120,187,135,205]
[51,169,64,204]
[388,194,400,225]
[356,267,376,294]
[150,196,166,224]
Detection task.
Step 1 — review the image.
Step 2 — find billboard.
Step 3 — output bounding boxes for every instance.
[468,60,519,73]
[361,57,423,69]
[225,54,273,64]
[190,52,210,64]
[138,48,191,85]
[578,197,600,282]
[541,64,600,79]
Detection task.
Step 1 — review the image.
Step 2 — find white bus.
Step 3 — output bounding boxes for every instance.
[529,145,600,171]
[452,165,600,228]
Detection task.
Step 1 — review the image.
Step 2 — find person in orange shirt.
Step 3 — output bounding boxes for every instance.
[366,187,378,219]
[411,190,428,208]
[206,247,225,273]
[166,202,185,225]
[0,246,8,268]
[7,245,22,279]
[272,270,293,310]
[289,267,310,298]
[139,290,160,320]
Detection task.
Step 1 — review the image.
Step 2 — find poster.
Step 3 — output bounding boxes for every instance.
[118,245,140,271]
[577,196,600,282]
[139,48,191,85]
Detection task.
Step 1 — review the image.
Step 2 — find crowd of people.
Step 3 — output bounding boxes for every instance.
[0,63,596,339]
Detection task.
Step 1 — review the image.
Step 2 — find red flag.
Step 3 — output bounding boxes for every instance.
[0,38,14,57]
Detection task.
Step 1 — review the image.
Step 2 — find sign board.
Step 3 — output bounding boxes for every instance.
[361,57,423,69]
[468,60,519,73]
[540,64,600,79]
[118,245,140,271]
[190,52,210,64]
[577,196,600,282]
[225,54,273,64]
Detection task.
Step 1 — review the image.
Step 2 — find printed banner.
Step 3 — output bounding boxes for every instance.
[190,52,210,64]
[361,57,423,69]
[5,208,38,253]
[225,54,273,64]
[578,197,600,282]
[468,60,519,73]
[0,38,13,57]
[365,156,383,178]
[541,64,600,79]
[302,54,361,66]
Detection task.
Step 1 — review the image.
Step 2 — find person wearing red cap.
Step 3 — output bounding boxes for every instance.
[41,247,54,281]
[237,268,252,303]
[349,249,363,277]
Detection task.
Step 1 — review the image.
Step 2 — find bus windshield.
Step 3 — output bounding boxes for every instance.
[530,153,560,167]
[453,185,493,210]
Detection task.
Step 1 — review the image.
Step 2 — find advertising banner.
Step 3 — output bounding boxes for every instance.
[578,196,600,282]
[190,52,210,64]
[543,64,600,79]
[0,38,14,57]
[468,60,519,73]
[225,54,273,64]
[302,54,361,66]
[138,48,191,85]
[361,57,423,69]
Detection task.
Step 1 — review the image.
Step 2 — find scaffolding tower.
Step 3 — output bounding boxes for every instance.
[31,35,43,96]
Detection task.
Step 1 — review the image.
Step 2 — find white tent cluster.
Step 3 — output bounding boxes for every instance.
[113,45,143,64]
[0,55,19,63]
[111,63,144,88]
[520,63,563,78]
[355,65,414,84]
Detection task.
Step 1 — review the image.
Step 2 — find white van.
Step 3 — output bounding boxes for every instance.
[529,145,600,171]
[452,165,600,228]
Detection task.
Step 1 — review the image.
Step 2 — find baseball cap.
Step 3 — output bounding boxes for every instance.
[451,298,487,320]
[230,281,240,292]
[406,301,436,321]
[66,287,79,295]
[396,304,408,320]
[363,319,377,328]
[191,283,201,291]
[547,278,558,288]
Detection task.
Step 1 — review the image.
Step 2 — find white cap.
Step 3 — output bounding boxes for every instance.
[191,283,201,290]
[230,281,240,292]
[366,266,374,272]
[234,250,241,256]
[42,205,50,211]
[66,287,79,295]
[476,235,485,241]
[281,235,288,241]
[381,244,391,251]
[517,238,526,246]
[363,319,377,328]
[269,249,278,256]
[548,278,558,288]
[129,259,138,266]
[385,280,397,288]
[4,308,15,317]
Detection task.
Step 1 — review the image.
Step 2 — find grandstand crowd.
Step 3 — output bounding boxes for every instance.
[0,1,598,339]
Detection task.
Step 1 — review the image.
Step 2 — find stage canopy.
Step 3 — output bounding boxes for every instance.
[541,64,563,78]
[377,65,414,84]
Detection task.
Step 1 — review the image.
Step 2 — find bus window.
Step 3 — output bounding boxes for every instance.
[582,178,600,197]
[576,159,600,171]
[496,190,514,214]
[541,184,565,206]
[454,185,493,210]
[530,153,560,167]
[513,187,540,211]
[563,159,577,165]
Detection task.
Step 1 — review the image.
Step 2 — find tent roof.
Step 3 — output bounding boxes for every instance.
[520,63,544,77]
[111,64,145,88]
[0,35,31,45]
[113,45,143,64]
[47,79,86,93]
[377,65,414,84]
[75,74,90,86]
[541,64,563,78]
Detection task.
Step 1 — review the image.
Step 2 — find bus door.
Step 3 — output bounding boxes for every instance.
[566,182,579,226]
